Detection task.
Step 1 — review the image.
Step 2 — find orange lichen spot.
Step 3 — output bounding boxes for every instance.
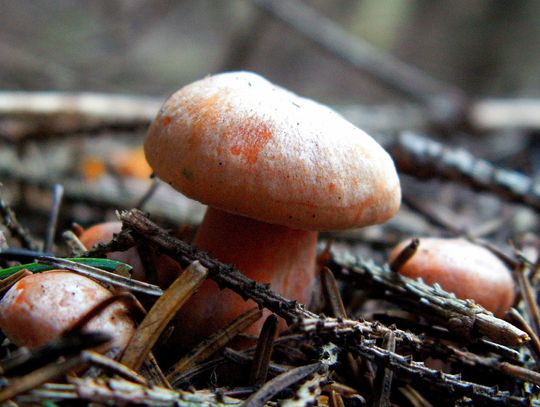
[227,122,272,164]
[162,116,172,127]
[81,156,106,181]
[112,147,152,179]
[328,183,336,193]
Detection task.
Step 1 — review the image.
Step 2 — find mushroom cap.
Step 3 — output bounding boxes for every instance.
[0,270,135,350]
[79,221,145,281]
[389,238,515,316]
[144,71,401,231]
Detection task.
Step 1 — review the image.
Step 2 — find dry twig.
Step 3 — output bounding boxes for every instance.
[391,132,540,211]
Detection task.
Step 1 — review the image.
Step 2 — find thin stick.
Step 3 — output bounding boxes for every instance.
[514,261,540,337]
[0,196,38,250]
[166,307,262,382]
[507,308,540,367]
[80,351,146,385]
[321,267,347,317]
[0,355,86,402]
[37,256,163,297]
[391,132,540,212]
[249,314,279,386]
[372,331,396,407]
[243,362,321,407]
[0,269,32,295]
[389,238,420,272]
[253,0,465,116]
[43,184,64,253]
[120,261,208,371]
[62,230,87,256]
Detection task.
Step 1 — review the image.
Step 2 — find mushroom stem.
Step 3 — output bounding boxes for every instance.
[174,207,318,347]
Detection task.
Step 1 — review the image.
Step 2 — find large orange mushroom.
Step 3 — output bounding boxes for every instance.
[144,72,401,346]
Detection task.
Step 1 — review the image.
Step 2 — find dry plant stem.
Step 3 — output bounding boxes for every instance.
[341,341,532,406]
[514,261,540,337]
[470,99,540,131]
[0,196,38,250]
[372,331,396,407]
[328,253,528,347]
[300,317,540,386]
[0,269,31,295]
[0,354,86,402]
[320,267,362,383]
[0,91,160,126]
[302,319,540,405]
[43,183,63,253]
[69,377,242,406]
[250,314,279,386]
[321,267,347,317]
[21,383,78,403]
[37,255,163,296]
[253,0,464,114]
[80,351,146,385]
[140,352,172,389]
[166,307,262,382]
[0,333,109,377]
[121,261,208,371]
[62,230,87,256]
[507,308,540,367]
[389,238,420,272]
[391,132,540,211]
[173,353,230,385]
[243,362,322,407]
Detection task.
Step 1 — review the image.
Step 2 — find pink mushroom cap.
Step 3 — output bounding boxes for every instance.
[0,270,135,351]
[389,237,515,316]
[144,71,401,231]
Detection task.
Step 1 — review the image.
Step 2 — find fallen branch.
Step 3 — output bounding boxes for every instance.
[390,132,540,212]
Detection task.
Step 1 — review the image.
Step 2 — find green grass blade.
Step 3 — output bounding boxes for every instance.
[0,258,132,280]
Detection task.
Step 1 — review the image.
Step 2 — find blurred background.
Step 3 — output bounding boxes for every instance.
[2,1,540,100]
[1,0,540,252]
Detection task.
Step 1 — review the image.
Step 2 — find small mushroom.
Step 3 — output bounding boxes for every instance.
[79,221,145,281]
[79,221,180,287]
[388,237,515,316]
[144,72,401,346]
[0,270,135,351]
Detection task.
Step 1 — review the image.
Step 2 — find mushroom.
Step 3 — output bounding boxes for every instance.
[79,221,145,281]
[144,71,401,346]
[79,221,180,287]
[388,237,515,316]
[0,270,135,351]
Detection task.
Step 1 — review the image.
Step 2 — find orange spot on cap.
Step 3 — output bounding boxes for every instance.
[227,122,272,165]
